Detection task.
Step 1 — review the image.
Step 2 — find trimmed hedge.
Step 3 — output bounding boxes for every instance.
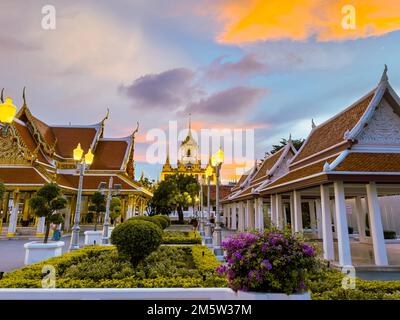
[162,230,202,244]
[309,268,400,300]
[111,219,162,265]
[127,216,162,229]
[152,216,168,229]
[0,245,226,288]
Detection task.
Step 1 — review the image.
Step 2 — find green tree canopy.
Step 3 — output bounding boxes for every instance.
[88,191,106,231]
[29,183,67,243]
[110,197,122,225]
[270,138,304,154]
[149,173,200,223]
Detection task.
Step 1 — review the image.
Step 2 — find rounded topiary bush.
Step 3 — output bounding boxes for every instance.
[152,215,168,229]
[110,220,162,266]
[127,216,162,229]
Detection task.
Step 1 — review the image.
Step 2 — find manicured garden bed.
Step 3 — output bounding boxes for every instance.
[0,245,226,288]
[162,230,202,244]
[309,268,400,300]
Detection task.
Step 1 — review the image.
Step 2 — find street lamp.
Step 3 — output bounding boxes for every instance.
[69,143,94,251]
[198,176,205,237]
[99,177,121,244]
[211,147,224,258]
[204,163,213,246]
[0,97,17,137]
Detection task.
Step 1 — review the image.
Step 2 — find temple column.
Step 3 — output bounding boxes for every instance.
[354,196,366,242]
[320,184,334,261]
[22,193,31,224]
[333,181,352,266]
[257,198,264,231]
[254,199,259,230]
[270,195,277,226]
[330,199,337,239]
[245,200,251,230]
[238,202,245,231]
[293,190,302,233]
[309,201,316,233]
[315,199,323,238]
[366,182,388,266]
[231,205,237,230]
[7,191,20,237]
[276,194,284,230]
[289,194,295,234]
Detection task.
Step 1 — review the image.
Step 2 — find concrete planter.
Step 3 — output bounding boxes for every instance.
[84,230,103,245]
[235,290,311,300]
[24,241,65,265]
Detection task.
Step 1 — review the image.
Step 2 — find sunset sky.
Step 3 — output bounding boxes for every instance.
[1,0,400,182]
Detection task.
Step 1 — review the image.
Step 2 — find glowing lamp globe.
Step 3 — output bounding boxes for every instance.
[73,143,84,161]
[211,148,224,166]
[0,97,17,124]
[205,164,213,177]
[84,148,94,165]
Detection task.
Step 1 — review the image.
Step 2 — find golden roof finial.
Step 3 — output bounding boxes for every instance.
[0,88,4,103]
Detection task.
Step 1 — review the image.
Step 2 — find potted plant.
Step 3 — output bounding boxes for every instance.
[24,183,67,265]
[216,228,319,300]
[84,191,106,245]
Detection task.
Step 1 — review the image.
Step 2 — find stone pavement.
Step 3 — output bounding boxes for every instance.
[0,235,85,273]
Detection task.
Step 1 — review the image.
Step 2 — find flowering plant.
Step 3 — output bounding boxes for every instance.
[216,228,319,294]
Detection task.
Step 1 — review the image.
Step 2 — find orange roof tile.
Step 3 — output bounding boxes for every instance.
[334,153,400,172]
[56,174,136,190]
[292,93,374,164]
[263,156,337,189]
[51,126,98,158]
[0,167,47,185]
[13,122,48,164]
[90,140,129,170]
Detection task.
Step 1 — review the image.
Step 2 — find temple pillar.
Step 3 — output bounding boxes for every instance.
[245,200,251,230]
[320,185,334,261]
[270,194,277,226]
[22,193,31,223]
[289,193,295,234]
[315,199,323,238]
[293,190,302,233]
[7,191,20,237]
[276,194,284,230]
[257,198,264,231]
[231,205,237,230]
[366,182,388,266]
[333,181,352,266]
[354,196,366,242]
[309,200,316,233]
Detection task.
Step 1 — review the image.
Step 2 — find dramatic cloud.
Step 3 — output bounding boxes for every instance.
[119,68,199,109]
[209,0,400,44]
[184,86,267,116]
[204,54,267,80]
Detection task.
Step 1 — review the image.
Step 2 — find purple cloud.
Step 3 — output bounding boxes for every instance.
[119,68,199,109]
[184,86,267,116]
[204,54,268,80]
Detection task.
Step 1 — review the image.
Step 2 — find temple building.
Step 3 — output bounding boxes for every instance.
[0,90,152,237]
[221,139,297,231]
[161,119,216,183]
[223,67,400,267]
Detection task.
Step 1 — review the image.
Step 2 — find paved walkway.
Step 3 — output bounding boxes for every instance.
[0,235,84,273]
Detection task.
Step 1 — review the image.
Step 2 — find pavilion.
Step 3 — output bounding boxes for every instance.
[221,139,297,232]
[259,67,400,267]
[0,90,152,237]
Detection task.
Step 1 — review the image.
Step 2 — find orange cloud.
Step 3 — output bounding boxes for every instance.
[213,0,400,43]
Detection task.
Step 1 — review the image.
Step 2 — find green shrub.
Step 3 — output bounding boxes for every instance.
[157,215,171,227]
[127,216,162,229]
[162,230,201,244]
[110,219,162,265]
[0,245,226,289]
[152,216,168,229]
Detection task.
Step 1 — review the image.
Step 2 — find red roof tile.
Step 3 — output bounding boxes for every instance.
[90,140,129,170]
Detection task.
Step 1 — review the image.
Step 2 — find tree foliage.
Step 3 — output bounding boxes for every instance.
[148,174,200,223]
[29,183,67,243]
[109,197,122,225]
[270,138,304,154]
[88,192,106,231]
